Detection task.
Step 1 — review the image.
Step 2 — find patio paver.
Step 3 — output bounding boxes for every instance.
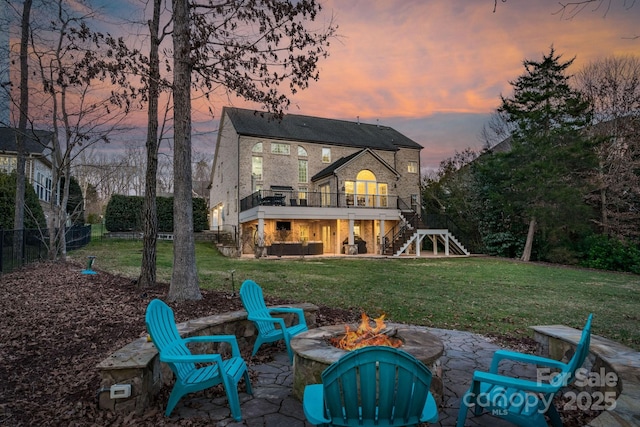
[168,328,535,426]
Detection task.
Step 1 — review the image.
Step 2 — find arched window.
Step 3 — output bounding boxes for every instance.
[345,170,388,207]
[252,142,263,152]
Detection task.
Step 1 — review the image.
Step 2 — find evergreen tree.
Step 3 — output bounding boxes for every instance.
[476,47,598,261]
[66,177,85,226]
[0,172,46,230]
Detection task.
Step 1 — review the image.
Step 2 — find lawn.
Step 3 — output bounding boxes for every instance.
[70,239,640,350]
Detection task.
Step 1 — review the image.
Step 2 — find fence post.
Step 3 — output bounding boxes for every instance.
[0,229,3,273]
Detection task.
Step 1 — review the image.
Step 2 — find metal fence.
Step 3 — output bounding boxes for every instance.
[0,225,92,274]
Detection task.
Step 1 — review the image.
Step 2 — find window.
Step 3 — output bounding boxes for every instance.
[298,159,308,183]
[320,184,331,206]
[271,143,290,155]
[298,187,307,201]
[252,156,263,180]
[378,183,388,207]
[344,170,388,207]
[0,156,17,173]
[34,171,52,202]
[299,225,309,242]
[276,221,291,231]
[252,142,263,153]
[345,181,354,206]
[322,147,331,163]
[408,161,418,173]
[298,146,307,156]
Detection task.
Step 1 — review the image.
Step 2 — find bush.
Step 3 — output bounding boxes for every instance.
[580,235,640,274]
[105,195,208,233]
[105,195,143,232]
[193,198,208,232]
[0,172,46,229]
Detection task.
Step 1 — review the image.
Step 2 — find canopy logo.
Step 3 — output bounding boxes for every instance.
[463,367,618,414]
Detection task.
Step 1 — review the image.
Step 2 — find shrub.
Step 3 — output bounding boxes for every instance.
[105,195,208,233]
[0,172,46,229]
[580,235,640,274]
[105,195,143,232]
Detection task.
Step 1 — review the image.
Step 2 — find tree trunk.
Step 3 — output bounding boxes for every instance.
[139,0,161,289]
[521,217,536,262]
[167,0,201,302]
[13,0,32,262]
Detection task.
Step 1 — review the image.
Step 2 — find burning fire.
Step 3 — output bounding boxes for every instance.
[330,313,402,351]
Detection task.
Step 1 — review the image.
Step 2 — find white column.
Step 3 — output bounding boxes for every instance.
[379,217,385,255]
[445,233,450,256]
[348,214,355,245]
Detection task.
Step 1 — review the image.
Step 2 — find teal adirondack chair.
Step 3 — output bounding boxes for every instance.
[145,299,252,420]
[239,279,308,362]
[303,346,439,426]
[456,314,593,427]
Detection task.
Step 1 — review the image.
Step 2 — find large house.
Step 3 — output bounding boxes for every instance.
[209,107,467,257]
[0,127,55,215]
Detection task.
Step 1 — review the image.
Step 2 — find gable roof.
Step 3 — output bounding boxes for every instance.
[223,107,422,151]
[312,148,400,181]
[0,127,54,155]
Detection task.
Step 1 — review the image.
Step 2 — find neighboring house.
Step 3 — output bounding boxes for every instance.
[209,107,468,257]
[0,127,55,218]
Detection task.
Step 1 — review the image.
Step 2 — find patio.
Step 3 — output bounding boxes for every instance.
[162,328,552,426]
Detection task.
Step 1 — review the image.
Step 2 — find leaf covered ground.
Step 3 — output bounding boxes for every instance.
[0,261,358,426]
[0,261,598,426]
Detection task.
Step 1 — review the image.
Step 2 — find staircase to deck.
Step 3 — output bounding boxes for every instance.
[382,209,469,257]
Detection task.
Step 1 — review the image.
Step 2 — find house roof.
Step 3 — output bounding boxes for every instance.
[0,127,54,155]
[223,107,423,151]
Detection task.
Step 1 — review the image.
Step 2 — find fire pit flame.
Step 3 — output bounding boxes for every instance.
[330,313,403,350]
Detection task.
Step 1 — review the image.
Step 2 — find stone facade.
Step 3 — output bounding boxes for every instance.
[209,107,424,256]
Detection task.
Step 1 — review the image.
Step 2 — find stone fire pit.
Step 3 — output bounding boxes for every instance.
[290,323,444,404]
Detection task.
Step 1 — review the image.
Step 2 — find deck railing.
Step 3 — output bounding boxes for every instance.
[240,190,399,212]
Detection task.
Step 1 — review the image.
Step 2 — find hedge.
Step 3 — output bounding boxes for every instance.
[105,194,207,233]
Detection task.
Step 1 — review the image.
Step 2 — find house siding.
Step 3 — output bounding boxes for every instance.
[209,114,240,229]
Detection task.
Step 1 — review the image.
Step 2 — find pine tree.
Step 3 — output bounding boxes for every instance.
[477,47,598,261]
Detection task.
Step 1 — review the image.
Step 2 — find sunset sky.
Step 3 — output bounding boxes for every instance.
[261,0,640,172]
[8,0,640,173]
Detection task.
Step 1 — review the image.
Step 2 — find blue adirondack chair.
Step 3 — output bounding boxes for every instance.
[145,299,252,420]
[303,346,439,426]
[239,279,308,362]
[456,314,593,427]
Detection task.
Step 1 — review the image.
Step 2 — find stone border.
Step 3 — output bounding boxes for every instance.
[531,324,640,427]
[96,303,318,414]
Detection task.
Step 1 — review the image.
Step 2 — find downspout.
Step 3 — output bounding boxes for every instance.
[236,134,241,250]
[334,172,339,207]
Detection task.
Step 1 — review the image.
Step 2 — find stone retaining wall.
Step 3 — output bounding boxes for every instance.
[532,324,640,427]
[96,303,318,415]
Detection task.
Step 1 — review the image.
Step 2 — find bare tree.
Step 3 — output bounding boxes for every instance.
[169,0,200,301]
[139,0,169,289]
[12,0,32,261]
[30,0,139,259]
[165,0,337,301]
[495,0,639,39]
[575,55,640,240]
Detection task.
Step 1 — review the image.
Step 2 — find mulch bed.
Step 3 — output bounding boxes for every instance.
[0,261,598,426]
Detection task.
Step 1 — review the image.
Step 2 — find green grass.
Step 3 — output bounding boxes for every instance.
[69,239,640,350]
